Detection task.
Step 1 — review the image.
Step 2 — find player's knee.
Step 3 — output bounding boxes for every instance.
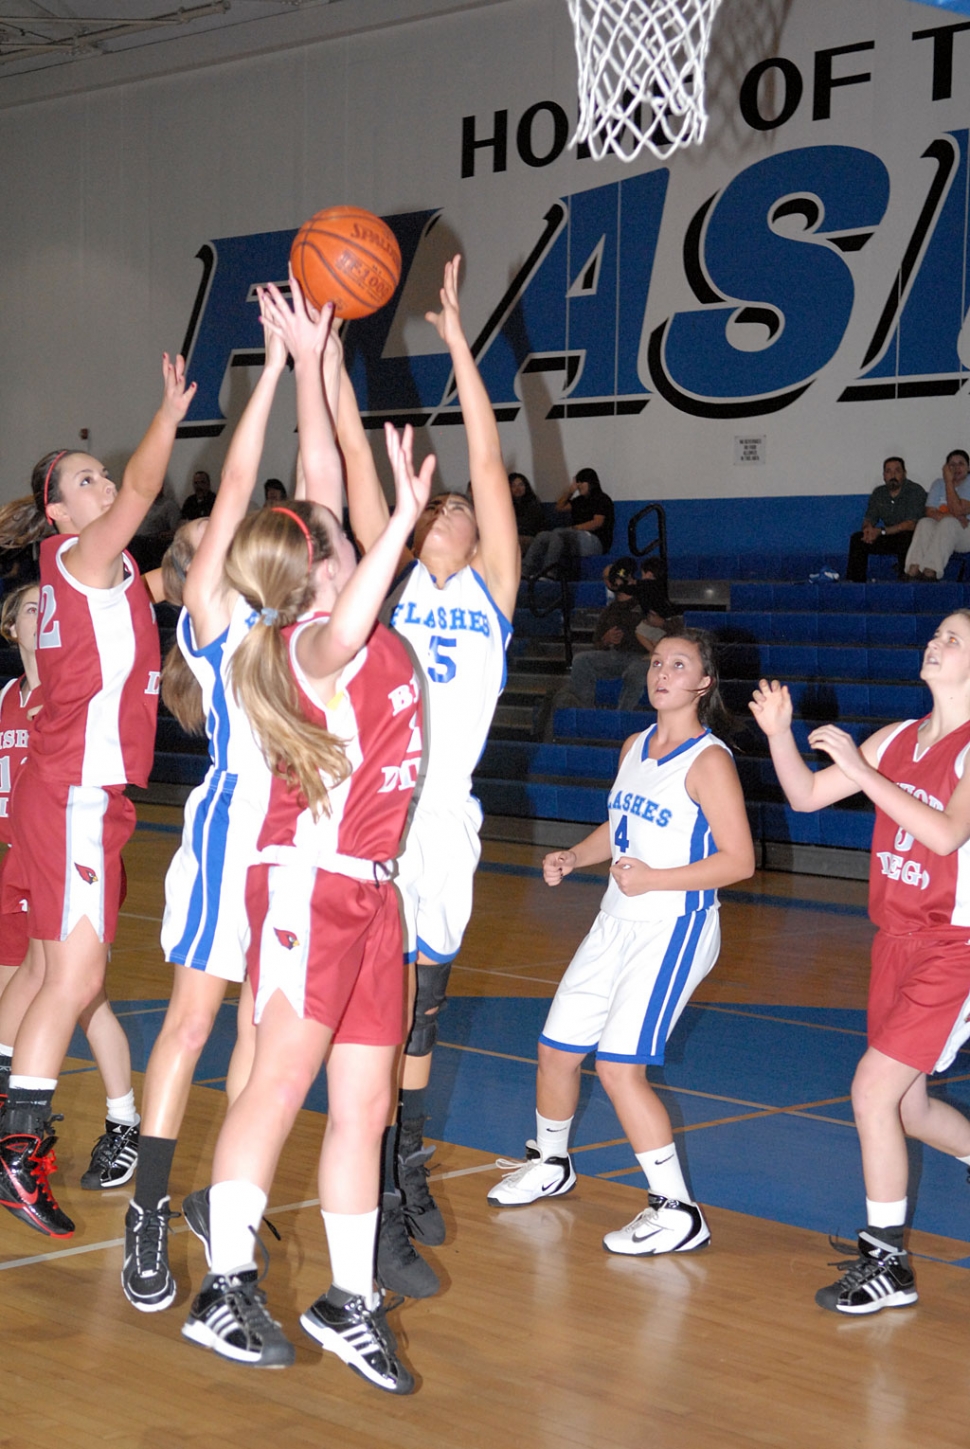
[405,961,453,1057]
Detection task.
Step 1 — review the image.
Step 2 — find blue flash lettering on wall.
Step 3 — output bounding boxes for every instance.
[648,146,890,418]
[842,132,968,401]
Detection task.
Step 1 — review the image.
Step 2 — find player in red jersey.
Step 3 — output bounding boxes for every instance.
[0,353,195,1237]
[0,582,141,1193]
[751,610,970,1316]
[180,415,431,1392]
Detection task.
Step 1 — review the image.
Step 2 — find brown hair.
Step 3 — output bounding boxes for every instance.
[662,627,735,740]
[225,501,352,816]
[0,582,39,644]
[157,522,207,733]
[0,449,76,550]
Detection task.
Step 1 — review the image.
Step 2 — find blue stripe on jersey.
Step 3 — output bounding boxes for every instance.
[684,806,716,915]
[177,611,231,770]
[470,568,513,691]
[170,769,237,967]
[637,909,709,1061]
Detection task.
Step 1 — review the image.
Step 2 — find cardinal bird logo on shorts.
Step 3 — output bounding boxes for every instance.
[274,928,299,951]
[74,864,99,885]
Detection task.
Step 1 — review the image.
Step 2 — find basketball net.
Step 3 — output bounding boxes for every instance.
[566,0,723,162]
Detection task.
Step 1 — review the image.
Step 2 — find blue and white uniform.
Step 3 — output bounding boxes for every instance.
[160,596,272,979]
[387,559,512,963]
[540,726,728,1064]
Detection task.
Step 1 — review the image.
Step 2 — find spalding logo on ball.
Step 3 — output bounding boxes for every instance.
[290,205,402,320]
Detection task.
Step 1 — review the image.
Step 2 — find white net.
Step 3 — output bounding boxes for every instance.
[566,0,724,162]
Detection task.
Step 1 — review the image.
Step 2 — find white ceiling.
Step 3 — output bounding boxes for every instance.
[0,0,345,77]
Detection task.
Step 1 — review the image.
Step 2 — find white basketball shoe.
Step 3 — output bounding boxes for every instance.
[487,1140,577,1207]
[603,1193,710,1255]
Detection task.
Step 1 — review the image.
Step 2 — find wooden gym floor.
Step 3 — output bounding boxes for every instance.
[1,806,968,1449]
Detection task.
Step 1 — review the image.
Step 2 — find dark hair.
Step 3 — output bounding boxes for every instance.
[661,627,734,740]
[193,469,211,486]
[607,556,638,593]
[0,449,76,550]
[883,456,906,472]
[947,450,970,467]
[508,471,535,497]
[263,478,286,500]
[0,580,39,644]
[575,466,607,500]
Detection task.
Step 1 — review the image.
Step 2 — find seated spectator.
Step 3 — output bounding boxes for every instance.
[905,449,970,579]
[262,477,287,505]
[846,457,926,581]
[555,558,670,713]
[509,471,545,551]
[522,467,613,579]
[180,468,217,521]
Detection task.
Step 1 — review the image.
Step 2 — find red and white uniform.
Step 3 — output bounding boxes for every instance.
[13,535,160,942]
[868,716,970,1072]
[246,618,422,1043]
[0,676,39,965]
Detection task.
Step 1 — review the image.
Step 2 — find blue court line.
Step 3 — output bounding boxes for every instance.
[475,858,870,917]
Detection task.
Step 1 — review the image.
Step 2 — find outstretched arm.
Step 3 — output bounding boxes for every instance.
[337,359,396,557]
[260,277,344,517]
[297,424,434,686]
[749,678,862,811]
[429,255,519,619]
[809,722,970,855]
[69,354,196,588]
[184,293,287,644]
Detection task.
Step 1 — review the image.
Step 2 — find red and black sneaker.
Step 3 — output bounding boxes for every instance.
[0,1129,75,1237]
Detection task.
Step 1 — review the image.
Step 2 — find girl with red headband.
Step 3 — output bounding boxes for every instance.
[0,353,195,1237]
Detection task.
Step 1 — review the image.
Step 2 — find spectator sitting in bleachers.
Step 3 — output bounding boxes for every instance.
[904,449,970,580]
[846,457,926,582]
[509,471,545,552]
[556,557,671,713]
[522,467,613,579]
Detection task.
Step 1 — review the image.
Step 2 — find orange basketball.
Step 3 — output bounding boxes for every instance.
[290,205,402,320]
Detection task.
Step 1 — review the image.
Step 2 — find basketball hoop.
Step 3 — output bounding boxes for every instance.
[566,0,724,163]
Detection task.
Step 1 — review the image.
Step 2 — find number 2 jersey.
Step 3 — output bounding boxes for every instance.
[386,560,511,799]
[870,716,970,934]
[602,725,731,922]
[32,534,160,788]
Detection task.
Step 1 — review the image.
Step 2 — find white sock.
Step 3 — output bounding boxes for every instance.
[9,1075,57,1092]
[106,1091,138,1127]
[536,1112,572,1160]
[209,1179,267,1276]
[322,1208,380,1308]
[865,1197,906,1229]
[955,1151,970,1166]
[0,1042,14,1056]
[636,1143,690,1202]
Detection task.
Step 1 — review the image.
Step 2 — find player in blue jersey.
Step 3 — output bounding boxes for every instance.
[338,256,520,1295]
[489,630,754,1256]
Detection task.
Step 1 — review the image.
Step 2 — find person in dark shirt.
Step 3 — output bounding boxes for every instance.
[556,557,666,712]
[522,467,613,579]
[180,469,217,521]
[509,471,545,550]
[846,457,926,581]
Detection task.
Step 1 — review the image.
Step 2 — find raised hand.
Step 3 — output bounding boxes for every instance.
[384,423,436,531]
[256,287,289,373]
[749,678,793,736]
[160,352,197,424]
[261,273,334,365]
[425,254,466,351]
[543,849,577,887]
[807,724,868,783]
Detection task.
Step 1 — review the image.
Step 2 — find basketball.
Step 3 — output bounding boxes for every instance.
[289,205,402,320]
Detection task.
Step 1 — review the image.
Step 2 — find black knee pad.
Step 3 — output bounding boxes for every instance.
[406,961,453,1057]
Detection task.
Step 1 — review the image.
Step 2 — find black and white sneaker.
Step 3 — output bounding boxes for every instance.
[182,1269,295,1367]
[182,1187,212,1266]
[815,1228,918,1315]
[376,1189,439,1298]
[301,1291,414,1395]
[81,1120,139,1190]
[603,1194,710,1255]
[487,1140,577,1207]
[121,1197,179,1312]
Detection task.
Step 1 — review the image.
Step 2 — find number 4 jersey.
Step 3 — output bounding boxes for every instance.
[603,725,731,922]
[386,560,511,798]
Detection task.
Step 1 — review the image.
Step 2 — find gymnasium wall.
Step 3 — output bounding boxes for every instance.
[0,0,967,542]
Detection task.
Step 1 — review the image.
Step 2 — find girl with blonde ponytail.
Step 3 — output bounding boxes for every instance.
[180,277,432,1394]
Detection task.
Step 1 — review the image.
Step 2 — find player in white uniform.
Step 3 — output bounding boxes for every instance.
[489,631,754,1257]
[339,256,520,1295]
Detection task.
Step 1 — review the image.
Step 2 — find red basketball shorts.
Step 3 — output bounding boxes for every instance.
[868,928,970,1074]
[246,861,407,1046]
